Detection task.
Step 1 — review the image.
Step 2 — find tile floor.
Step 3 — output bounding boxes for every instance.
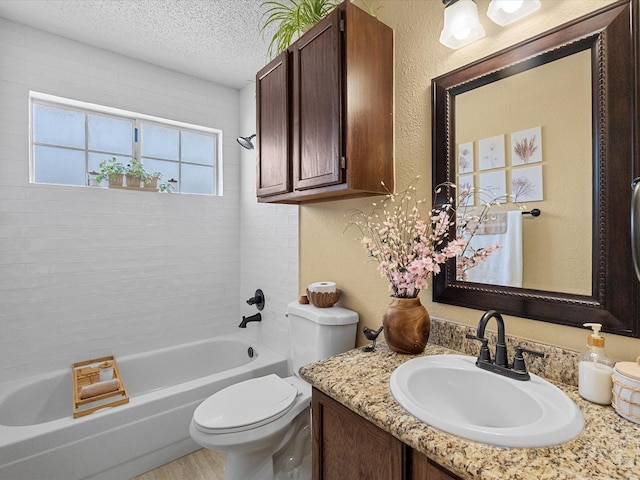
[132,449,226,480]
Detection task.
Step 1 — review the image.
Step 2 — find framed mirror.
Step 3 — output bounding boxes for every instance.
[432,0,640,337]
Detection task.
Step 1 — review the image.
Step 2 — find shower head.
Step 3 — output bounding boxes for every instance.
[237,134,256,150]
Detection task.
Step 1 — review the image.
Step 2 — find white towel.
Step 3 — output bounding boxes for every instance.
[465,210,523,288]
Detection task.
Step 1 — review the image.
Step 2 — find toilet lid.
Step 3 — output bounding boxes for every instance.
[193,374,298,433]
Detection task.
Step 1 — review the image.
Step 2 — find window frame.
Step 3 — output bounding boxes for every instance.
[29,91,224,195]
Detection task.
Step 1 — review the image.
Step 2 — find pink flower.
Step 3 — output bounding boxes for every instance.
[346,179,501,298]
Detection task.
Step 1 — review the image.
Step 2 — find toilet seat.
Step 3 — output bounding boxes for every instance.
[193,374,299,434]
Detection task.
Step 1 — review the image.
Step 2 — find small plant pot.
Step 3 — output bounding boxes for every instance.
[125,174,142,188]
[108,173,124,188]
[144,177,159,190]
[87,171,100,186]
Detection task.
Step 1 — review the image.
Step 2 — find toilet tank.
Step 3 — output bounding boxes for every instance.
[287,301,359,375]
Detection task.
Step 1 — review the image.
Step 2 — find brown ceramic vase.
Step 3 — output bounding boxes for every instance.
[382,297,430,354]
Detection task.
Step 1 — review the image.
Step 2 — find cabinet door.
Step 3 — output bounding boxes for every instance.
[256,51,291,197]
[291,8,343,192]
[408,448,462,480]
[312,389,404,480]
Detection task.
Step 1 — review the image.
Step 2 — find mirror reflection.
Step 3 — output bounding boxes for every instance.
[455,50,592,295]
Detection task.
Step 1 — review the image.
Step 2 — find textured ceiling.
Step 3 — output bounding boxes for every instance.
[0,0,277,89]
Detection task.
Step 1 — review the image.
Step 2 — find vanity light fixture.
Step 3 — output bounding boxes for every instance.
[236,134,256,150]
[487,0,541,26]
[439,0,486,50]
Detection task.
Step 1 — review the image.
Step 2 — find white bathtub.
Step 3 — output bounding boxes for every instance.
[0,333,289,480]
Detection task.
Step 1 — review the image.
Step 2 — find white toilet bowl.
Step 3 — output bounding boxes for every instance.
[189,374,312,480]
[189,302,359,480]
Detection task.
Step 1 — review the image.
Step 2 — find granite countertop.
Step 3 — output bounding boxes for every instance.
[299,341,640,480]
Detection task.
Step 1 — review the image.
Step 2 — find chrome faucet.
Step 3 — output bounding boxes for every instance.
[466,310,544,381]
[239,313,262,328]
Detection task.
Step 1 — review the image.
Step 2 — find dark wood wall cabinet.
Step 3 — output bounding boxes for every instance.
[312,388,461,480]
[255,2,394,204]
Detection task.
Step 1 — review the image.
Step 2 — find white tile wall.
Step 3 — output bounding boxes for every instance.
[0,18,253,382]
[238,84,299,364]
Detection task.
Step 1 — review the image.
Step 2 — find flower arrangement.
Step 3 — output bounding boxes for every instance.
[346,178,502,298]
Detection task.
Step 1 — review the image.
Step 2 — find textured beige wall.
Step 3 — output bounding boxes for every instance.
[300,0,640,359]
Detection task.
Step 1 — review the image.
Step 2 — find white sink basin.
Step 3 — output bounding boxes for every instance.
[389,355,584,448]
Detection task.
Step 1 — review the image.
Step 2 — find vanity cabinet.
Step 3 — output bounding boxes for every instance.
[255,1,393,204]
[311,388,461,480]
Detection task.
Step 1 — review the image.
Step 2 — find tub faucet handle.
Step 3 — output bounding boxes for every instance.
[246,289,265,311]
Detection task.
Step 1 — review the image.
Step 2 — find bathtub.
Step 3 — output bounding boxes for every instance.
[0,332,289,480]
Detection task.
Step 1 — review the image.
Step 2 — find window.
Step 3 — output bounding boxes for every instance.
[30,92,222,195]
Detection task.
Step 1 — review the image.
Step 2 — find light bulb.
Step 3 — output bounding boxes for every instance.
[487,0,540,26]
[439,0,486,49]
[500,0,524,14]
[453,25,472,40]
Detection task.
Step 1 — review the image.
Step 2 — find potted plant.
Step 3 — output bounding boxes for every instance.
[125,158,146,188]
[96,157,126,187]
[260,0,375,58]
[87,170,100,186]
[261,0,339,58]
[159,178,178,193]
[143,171,162,190]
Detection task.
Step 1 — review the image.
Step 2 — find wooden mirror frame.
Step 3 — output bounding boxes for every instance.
[432,0,640,337]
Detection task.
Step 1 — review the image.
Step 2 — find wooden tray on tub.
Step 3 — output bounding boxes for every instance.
[72,355,129,418]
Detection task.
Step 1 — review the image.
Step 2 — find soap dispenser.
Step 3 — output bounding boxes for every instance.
[578,323,615,405]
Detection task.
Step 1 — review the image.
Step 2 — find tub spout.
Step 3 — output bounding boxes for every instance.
[239,313,262,328]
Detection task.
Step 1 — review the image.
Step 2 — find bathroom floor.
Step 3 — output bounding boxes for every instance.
[132,449,226,480]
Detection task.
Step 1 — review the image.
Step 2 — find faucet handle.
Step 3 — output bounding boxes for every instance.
[466,334,491,363]
[513,347,545,373]
[246,289,265,311]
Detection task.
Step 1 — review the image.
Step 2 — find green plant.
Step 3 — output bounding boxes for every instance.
[260,0,377,59]
[159,179,176,193]
[143,170,162,182]
[125,157,147,179]
[260,0,340,58]
[144,171,163,188]
[96,157,126,184]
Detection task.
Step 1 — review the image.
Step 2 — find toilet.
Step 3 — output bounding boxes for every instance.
[189,301,359,480]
